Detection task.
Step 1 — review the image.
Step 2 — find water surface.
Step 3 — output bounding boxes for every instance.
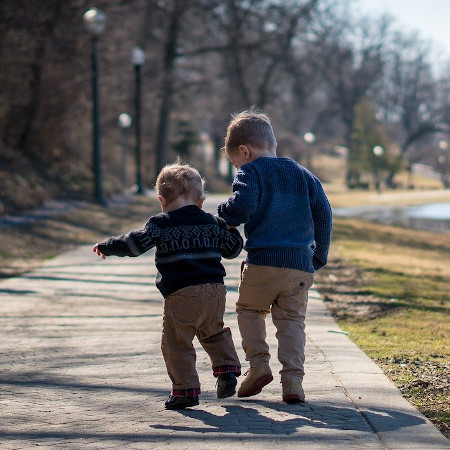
[333,202,450,234]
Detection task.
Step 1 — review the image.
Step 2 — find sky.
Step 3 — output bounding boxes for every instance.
[357,0,450,69]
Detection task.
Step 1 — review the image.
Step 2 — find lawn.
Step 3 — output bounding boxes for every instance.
[314,187,450,439]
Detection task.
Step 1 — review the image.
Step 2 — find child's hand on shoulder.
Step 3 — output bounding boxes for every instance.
[92,244,107,259]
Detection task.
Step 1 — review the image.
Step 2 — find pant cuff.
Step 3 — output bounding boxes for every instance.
[213,365,241,377]
[171,387,201,397]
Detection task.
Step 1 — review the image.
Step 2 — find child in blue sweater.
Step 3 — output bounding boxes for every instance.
[94,163,243,410]
[218,108,332,403]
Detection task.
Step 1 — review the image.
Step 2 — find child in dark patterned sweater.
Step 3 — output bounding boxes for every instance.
[93,163,243,410]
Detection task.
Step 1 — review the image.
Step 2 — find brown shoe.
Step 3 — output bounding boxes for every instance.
[237,363,273,398]
[282,377,305,403]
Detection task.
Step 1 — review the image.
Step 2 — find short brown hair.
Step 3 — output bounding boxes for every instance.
[156,162,206,204]
[224,108,277,155]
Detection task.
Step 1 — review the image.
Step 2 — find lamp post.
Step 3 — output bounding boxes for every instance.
[131,46,145,194]
[83,7,106,204]
[303,132,315,169]
[438,140,448,188]
[373,145,384,194]
[118,113,132,190]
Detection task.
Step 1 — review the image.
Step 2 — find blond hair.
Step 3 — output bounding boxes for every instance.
[156,162,206,205]
[224,107,277,156]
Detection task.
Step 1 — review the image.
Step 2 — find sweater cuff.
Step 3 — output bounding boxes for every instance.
[313,255,326,271]
[217,204,241,227]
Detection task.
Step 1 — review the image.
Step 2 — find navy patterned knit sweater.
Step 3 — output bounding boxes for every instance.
[217,157,332,272]
[97,205,243,297]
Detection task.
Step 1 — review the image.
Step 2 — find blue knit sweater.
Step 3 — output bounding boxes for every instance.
[217,157,332,272]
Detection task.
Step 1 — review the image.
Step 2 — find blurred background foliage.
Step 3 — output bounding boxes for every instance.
[1,0,449,214]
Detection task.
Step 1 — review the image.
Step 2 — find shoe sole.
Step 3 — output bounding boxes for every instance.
[165,400,199,410]
[283,395,305,404]
[217,381,237,399]
[238,374,273,398]
[217,386,236,399]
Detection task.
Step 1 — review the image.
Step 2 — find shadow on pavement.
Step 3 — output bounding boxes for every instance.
[150,400,425,435]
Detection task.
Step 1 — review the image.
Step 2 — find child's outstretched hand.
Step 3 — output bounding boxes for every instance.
[92,244,107,259]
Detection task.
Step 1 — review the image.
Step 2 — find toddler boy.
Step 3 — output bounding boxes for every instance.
[94,163,243,409]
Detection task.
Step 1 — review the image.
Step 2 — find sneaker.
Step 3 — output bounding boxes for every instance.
[216,372,238,399]
[237,363,273,398]
[164,395,199,410]
[282,377,305,404]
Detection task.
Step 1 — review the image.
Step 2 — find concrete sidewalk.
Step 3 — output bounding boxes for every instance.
[0,201,448,449]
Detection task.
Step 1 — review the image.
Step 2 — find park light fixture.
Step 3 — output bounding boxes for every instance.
[303,132,315,145]
[373,145,384,193]
[438,140,449,188]
[373,145,384,157]
[131,46,146,66]
[83,7,106,204]
[131,46,145,194]
[118,112,132,129]
[303,132,316,168]
[83,7,106,36]
[118,113,132,190]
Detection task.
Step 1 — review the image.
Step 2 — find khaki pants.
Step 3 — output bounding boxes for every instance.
[237,264,314,380]
[162,283,240,391]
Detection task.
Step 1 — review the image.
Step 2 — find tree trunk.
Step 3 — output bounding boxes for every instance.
[154,0,185,179]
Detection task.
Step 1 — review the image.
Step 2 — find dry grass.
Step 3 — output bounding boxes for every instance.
[313,152,449,207]
[315,216,449,438]
[333,217,450,279]
[0,195,160,279]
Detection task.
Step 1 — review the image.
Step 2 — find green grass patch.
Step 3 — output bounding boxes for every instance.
[315,215,450,438]
[357,266,448,310]
[341,311,448,360]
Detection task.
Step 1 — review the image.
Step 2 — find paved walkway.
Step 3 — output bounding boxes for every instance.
[0,198,448,449]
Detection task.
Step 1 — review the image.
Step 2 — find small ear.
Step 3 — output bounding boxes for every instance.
[238,144,251,160]
[157,194,167,207]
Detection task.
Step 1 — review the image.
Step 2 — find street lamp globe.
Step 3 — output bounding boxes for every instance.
[303,132,315,144]
[373,145,384,156]
[131,46,146,66]
[118,112,132,129]
[83,7,106,36]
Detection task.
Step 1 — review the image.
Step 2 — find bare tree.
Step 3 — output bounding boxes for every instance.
[3,0,450,215]
[377,32,447,186]
[309,8,391,185]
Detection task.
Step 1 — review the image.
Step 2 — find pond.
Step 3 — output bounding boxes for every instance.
[406,202,450,220]
[333,202,450,234]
